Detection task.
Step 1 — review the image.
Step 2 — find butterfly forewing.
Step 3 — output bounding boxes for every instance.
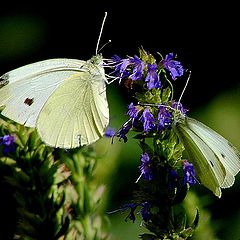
[0,59,86,127]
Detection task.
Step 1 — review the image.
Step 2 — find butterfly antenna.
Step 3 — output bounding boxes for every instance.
[98,39,111,53]
[177,71,191,110]
[96,11,108,55]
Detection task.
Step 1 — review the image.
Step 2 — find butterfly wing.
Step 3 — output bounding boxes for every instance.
[186,118,240,188]
[36,70,109,149]
[175,118,224,197]
[0,58,86,127]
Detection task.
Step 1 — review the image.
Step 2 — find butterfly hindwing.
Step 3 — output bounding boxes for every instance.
[36,70,109,149]
[187,118,240,176]
[175,120,224,197]
[176,116,240,197]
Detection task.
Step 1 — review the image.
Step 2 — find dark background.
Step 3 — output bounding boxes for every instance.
[1,1,239,109]
[0,1,239,239]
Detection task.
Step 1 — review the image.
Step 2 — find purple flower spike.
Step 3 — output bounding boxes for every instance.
[163,53,184,80]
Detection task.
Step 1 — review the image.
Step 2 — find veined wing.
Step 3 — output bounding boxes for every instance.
[187,117,240,188]
[0,58,86,127]
[36,71,109,148]
[175,118,227,197]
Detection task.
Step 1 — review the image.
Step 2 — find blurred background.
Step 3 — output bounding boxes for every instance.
[0,1,239,239]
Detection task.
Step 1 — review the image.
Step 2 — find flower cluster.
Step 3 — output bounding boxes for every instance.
[117,101,187,142]
[111,50,184,90]
[137,152,197,187]
[0,134,15,154]
[109,48,199,237]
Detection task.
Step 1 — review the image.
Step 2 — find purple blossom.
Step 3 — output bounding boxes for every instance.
[157,105,172,130]
[183,160,197,186]
[112,203,138,223]
[104,127,116,138]
[109,201,151,223]
[129,55,144,80]
[117,122,132,142]
[172,102,188,115]
[111,55,131,79]
[162,53,184,80]
[141,108,155,132]
[0,134,15,154]
[127,102,139,119]
[145,63,161,89]
[137,152,153,182]
[140,202,151,221]
[111,55,144,81]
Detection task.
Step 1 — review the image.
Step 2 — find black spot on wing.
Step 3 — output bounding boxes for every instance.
[24,97,34,106]
[0,73,9,88]
[209,160,214,168]
[221,153,225,158]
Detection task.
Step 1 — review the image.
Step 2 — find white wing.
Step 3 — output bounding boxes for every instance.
[176,120,223,197]
[187,118,240,187]
[0,58,86,127]
[176,117,240,197]
[36,70,109,149]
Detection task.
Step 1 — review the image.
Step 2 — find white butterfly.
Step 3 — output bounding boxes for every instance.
[174,115,240,198]
[172,76,240,197]
[0,13,109,149]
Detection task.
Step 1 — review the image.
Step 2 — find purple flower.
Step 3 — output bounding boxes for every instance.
[140,202,151,221]
[117,203,138,223]
[109,201,151,223]
[172,102,188,115]
[162,53,184,80]
[117,121,132,142]
[127,102,139,119]
[157,106,172,130]
[129,55,144,80]
[141,108,155,132]
[0,134,15,154]
[183,160,197,186]
[137,152,153,182]
[104,127,116,138]
[111,55,145,82]
[111,55,131,79]
[145,63,161,89]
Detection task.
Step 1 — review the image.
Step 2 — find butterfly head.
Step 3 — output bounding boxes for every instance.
[89,54,103,65]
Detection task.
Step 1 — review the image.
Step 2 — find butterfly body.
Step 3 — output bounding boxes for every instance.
[0,55,109,149]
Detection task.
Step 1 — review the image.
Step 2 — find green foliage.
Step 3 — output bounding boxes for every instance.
[0,116,109,240]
